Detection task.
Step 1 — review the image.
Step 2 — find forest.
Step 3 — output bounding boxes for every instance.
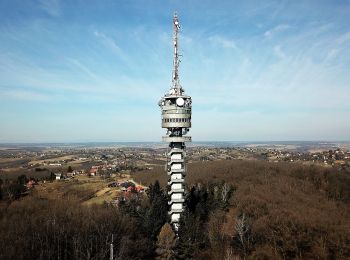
[0,160,349,259]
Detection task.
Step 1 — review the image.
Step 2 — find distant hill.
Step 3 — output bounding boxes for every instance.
[1,141,350,151]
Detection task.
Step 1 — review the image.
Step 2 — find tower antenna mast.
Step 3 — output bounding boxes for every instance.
[172,12,181,91]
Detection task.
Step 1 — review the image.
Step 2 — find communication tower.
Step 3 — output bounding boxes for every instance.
[158,13,192,229]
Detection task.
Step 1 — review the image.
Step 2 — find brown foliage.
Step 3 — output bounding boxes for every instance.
[133,160,350,259]
[132,165,167,187]
[0,192,153,259]
[156,223,176,260]
[207,211,227,259]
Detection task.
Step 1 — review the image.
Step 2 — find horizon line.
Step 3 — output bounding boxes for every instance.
[1,140,350,145]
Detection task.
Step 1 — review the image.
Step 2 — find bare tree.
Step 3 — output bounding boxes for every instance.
[234,214,252,256]
[221,183,230,202]
[224,247,241,260]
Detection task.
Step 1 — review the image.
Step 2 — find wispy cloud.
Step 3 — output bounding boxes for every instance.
[273,45,286,59]
[0,88,51,101]
[324,48,339,62]
[66,58,100,81]
[0,1,350,141]
[335,31,350,45]
[209,35,237,49]
[38,0,61,17]
[93,31,133,67]
[264,24,291,38]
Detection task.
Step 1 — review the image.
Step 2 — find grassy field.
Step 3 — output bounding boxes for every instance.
[0,158,31,168]
[29,155,75,164]
[35,177,105,201]
[33,174,146,206]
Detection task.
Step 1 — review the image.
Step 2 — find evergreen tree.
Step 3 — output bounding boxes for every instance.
[50,172,56,181]
[175,185,212,259]
[17,174,28,186]
[147,180,162,204]
[6,182,26,200]
[0,179,3,200]
[120,180,169,243]
[176,210,207,259]
[187,185,210,221]
[143,180,169,240]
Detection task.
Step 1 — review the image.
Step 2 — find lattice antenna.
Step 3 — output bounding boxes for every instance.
[172,12,181,91]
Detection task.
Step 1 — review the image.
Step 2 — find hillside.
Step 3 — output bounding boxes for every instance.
[132,160,350,258]
[0,160,349,259]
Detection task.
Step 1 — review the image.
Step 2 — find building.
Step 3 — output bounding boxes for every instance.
[158,13,192,230]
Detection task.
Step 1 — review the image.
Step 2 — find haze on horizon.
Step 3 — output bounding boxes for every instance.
[0,0,349,143]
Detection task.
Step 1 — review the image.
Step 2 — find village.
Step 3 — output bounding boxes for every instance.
[1,143,350,206]
[1,144,350,178]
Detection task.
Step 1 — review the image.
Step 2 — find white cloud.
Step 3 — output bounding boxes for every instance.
[264,24,291,38]
[274,45,286,59]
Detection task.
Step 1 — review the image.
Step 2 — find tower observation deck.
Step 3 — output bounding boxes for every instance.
[158,13,192,229]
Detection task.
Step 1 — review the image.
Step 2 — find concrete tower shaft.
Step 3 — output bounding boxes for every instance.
[158,13,192,229]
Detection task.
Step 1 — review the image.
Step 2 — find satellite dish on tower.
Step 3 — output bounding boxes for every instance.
[176,97,185,106]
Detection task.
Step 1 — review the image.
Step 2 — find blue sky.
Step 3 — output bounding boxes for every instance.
[0,0,349,142]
